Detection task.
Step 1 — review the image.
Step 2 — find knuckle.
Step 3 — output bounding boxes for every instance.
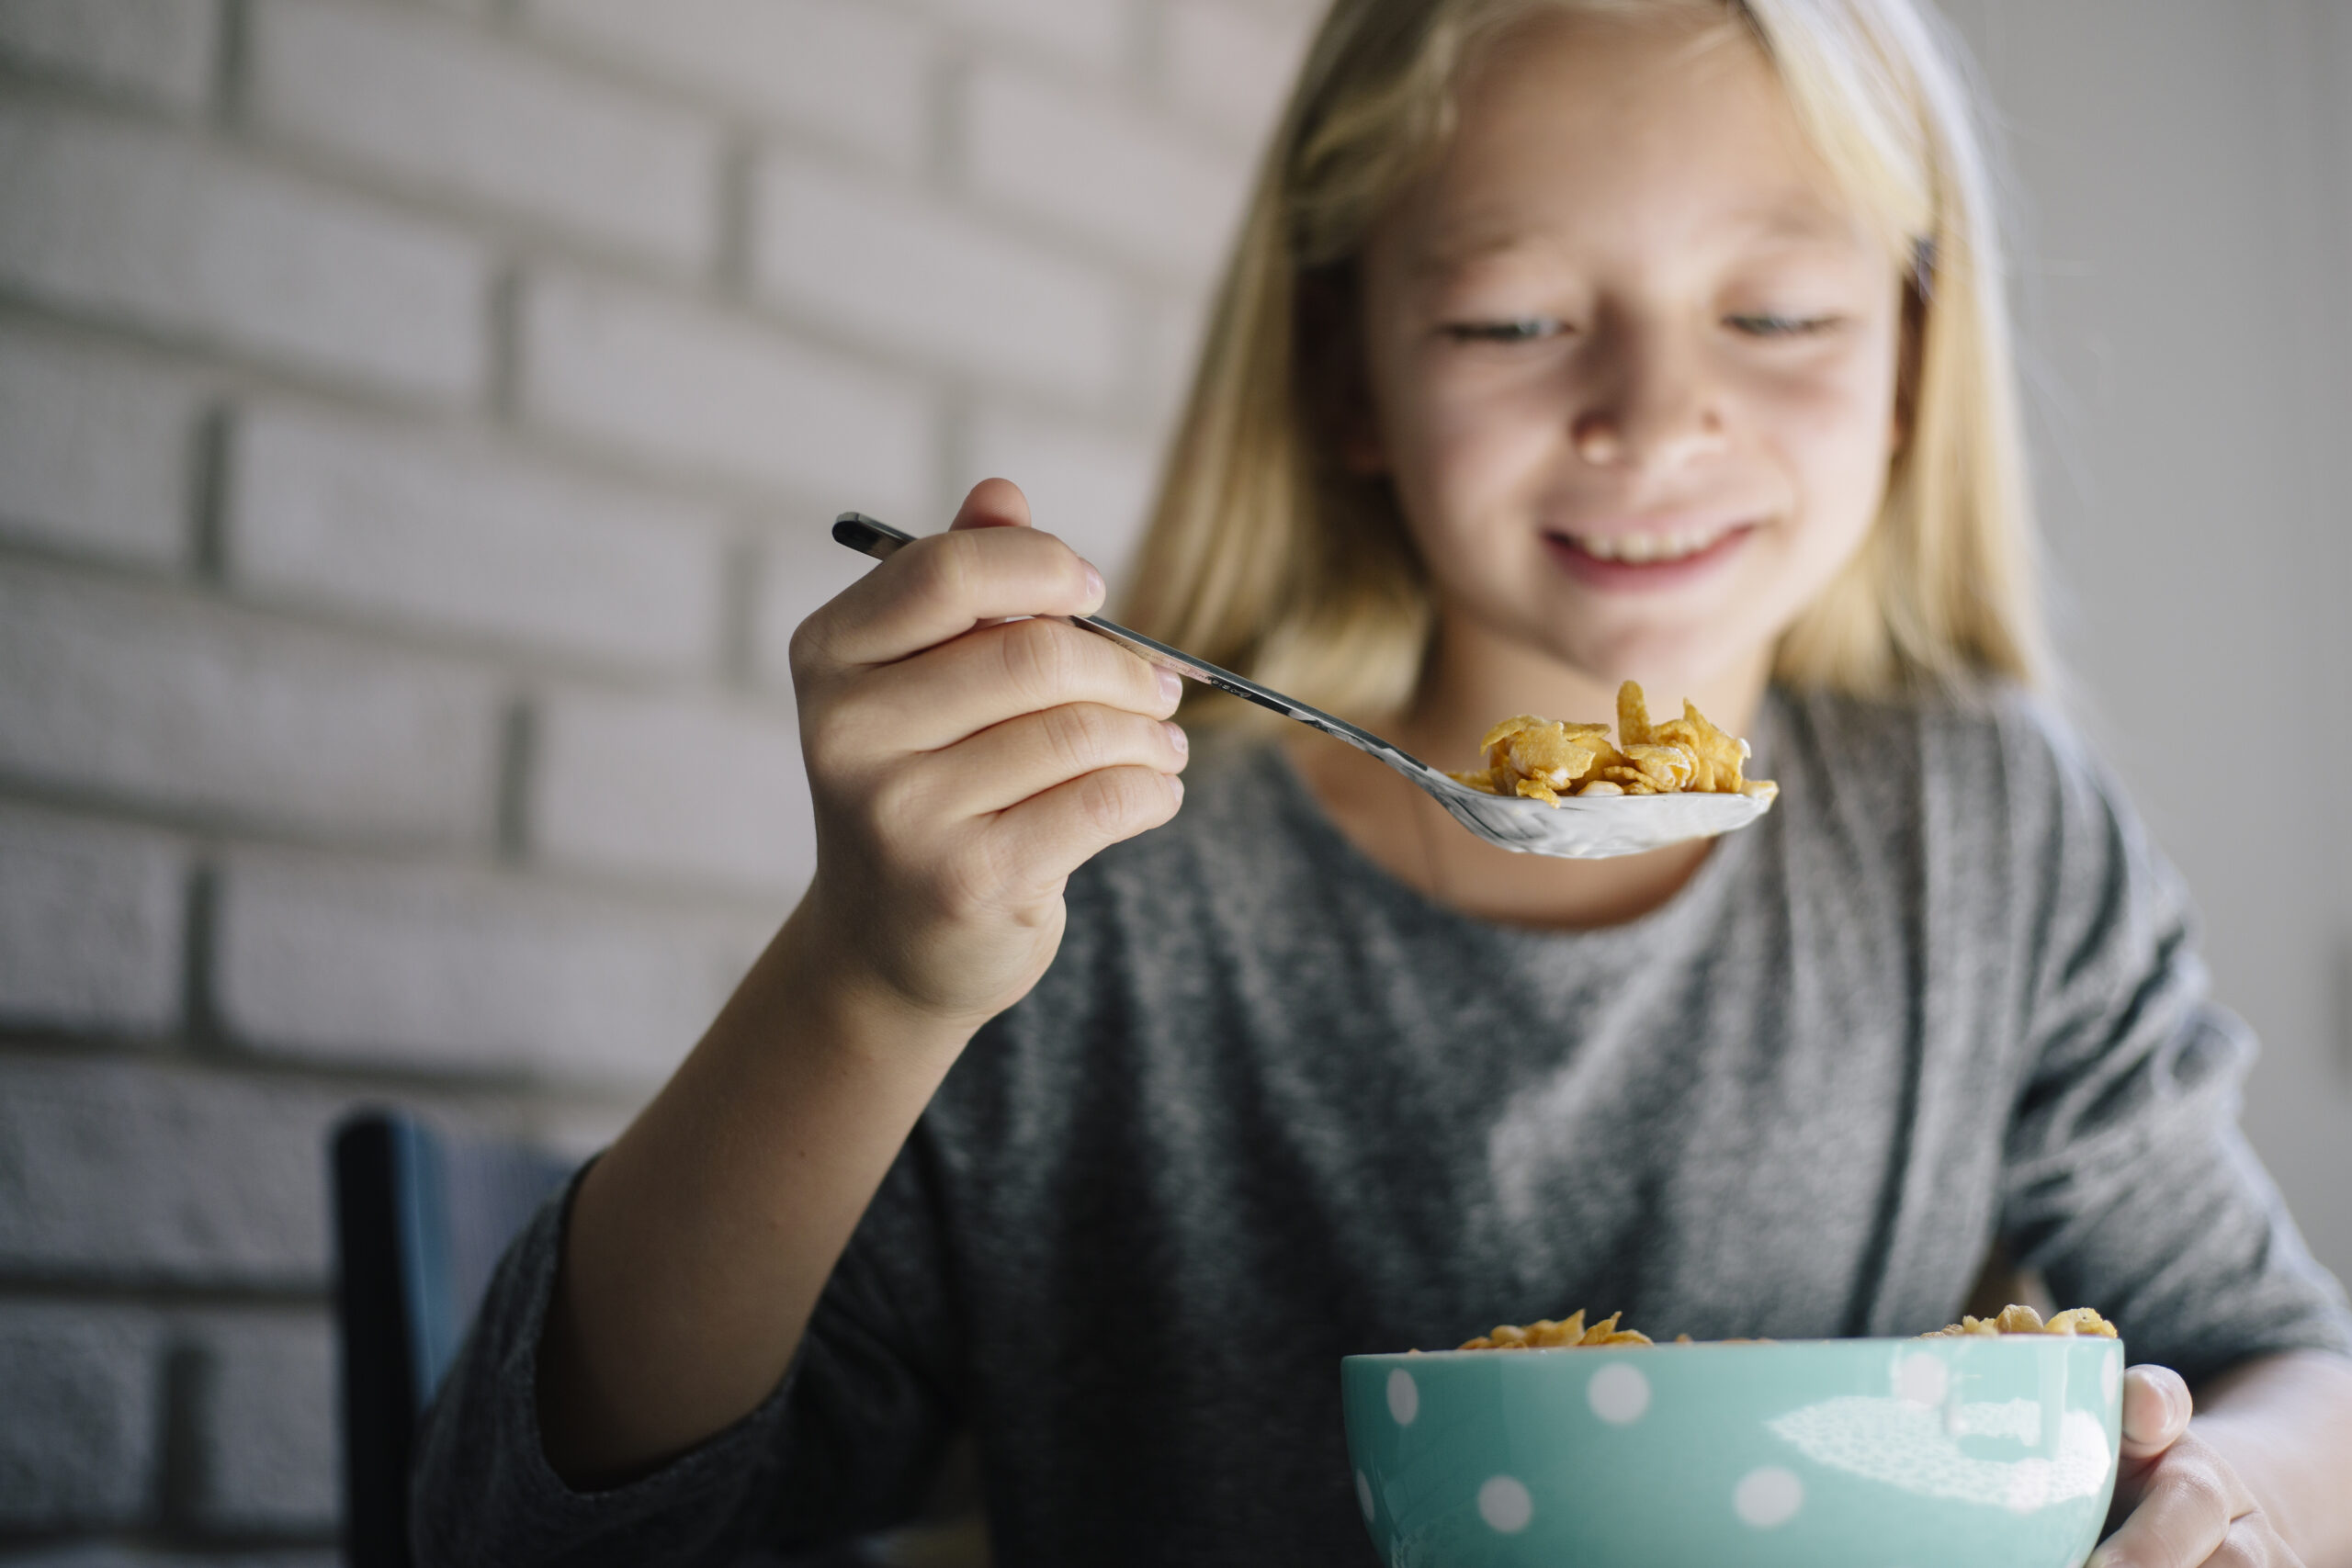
[907,530,978,607]
[1000,619,1080,705]
[1039,703,1116,774]
[1073,767,1161,836]
[938,833,1016,921]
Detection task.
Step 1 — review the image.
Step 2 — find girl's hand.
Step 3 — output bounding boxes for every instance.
[2091,1366,2305,1568]
[788,478,1188,1032]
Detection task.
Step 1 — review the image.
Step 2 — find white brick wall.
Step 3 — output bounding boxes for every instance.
[752,152,1129,401]
[924,0,1132,73]
[0,0,220,112]
[227,402,729,672]
[0,0,1289,1554]
[964,61,1248,278]
[0,325,202,568]
[532,687,814,897]
[246,0,720,273]
[0,101,491,400]
[0,1305,163,1527]
[524,0,936,172]
[216,849,765,1083]
[0,804,187,1033]
[187,1311,340,1534]
[518,270,939,515]
[0,1055,345,1284]
[0,561,503,843]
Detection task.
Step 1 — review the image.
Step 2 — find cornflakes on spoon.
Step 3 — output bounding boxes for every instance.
[1448,681,1778,807]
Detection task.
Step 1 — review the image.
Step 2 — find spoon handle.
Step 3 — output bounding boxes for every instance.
[830,513,1435,775]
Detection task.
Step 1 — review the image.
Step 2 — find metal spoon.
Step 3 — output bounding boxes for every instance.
[831,513,1774,860]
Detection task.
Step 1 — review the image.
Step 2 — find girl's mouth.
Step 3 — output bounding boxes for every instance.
[1541,521,1758,588]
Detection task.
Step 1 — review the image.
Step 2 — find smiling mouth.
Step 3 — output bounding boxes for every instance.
[1546,521,1757,566]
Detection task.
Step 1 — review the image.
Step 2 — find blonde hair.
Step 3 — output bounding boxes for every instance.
[1120,0,2046,725]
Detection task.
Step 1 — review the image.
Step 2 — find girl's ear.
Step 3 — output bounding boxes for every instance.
[1298,264,1390,476]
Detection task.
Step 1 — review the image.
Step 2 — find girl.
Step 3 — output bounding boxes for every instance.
[414,1,2352,1563]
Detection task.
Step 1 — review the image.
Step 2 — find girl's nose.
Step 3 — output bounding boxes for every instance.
[1570,336,1726,474]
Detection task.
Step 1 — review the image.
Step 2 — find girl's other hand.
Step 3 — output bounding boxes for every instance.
[2091,1366,2304,1567]
[788,478,1188,1032]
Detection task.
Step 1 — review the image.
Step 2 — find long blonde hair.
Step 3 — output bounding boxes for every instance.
[1120,0,2045,724]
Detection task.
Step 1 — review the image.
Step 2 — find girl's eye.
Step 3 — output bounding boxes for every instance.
[1441,319,1564,344]
[1726,312,1842,338]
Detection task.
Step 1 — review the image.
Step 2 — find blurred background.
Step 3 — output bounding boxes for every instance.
[0,0,2345,1561]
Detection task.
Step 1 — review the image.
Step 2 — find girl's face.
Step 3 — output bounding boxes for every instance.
[1355,7,1908,690]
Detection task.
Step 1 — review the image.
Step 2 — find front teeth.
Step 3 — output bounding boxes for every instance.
[1576,527,1730,564]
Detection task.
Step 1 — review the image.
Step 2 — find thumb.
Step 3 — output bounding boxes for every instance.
[950,477,1033,532]
[2119,1364,2192,1461]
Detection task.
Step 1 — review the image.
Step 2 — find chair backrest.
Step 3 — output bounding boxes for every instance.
[333,1109,574,1568]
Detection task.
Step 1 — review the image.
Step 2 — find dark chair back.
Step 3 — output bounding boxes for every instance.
[332,1109,574,1568]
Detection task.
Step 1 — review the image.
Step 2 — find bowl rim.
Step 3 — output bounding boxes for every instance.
[1341,1337,2123,1364]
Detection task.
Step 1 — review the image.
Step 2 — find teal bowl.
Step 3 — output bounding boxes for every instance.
[1341,1337,2122,1567]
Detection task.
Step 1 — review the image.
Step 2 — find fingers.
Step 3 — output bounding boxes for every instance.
[985,764,1186,894]
[2091,1436,2259,1568]
[844,617,1182,755]
[2121,1365,2196,1460]
[801,515,1106,671]
[909,705,1188,819]
[948,476,1033,532]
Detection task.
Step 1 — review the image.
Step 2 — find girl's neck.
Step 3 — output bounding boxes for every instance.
[1286,618,1774,931]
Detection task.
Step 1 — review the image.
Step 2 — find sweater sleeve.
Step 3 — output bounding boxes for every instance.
[1996,704,2352,1385]
[409,1131,966,1565]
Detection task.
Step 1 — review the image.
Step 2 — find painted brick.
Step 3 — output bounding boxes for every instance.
[187,1310,337,1534]
[523,0,930,171]
[749,513,867,689]
[919,0,1128,73]
[963,61,1249,280]
[518,271,934,517]
[0,560,501,844]
[0,1055,340,1283]
[0,327,200,568]
[1163,0,1313,144]
[0,803,186,1034]
[532,687,813,898]
[229,402,727,673]
[0,0,219,111]
[960,404,1160,585]
[217,849,765,1084]
[0,101,488,401]
[752,153,1127,402]
[0,1304,162,1527]
[247,0,718,272]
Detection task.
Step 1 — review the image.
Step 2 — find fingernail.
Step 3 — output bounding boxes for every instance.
[1168,775,1185,805]
[1164,721,1188,755]
[1158,669,1183,706]
[1081,563,1106,604]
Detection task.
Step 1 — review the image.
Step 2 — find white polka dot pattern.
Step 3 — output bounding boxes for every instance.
[1734,1465,1804,1528]
[1356,1470,1374,1523]
[1586,1361,1650,1424]
[1385,1367,1419,1426]
[1895,1353,1949,1408]
[1477,1474,1533,1533]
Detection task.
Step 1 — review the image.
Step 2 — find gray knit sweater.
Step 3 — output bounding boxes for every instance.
[412,686,2352,1565]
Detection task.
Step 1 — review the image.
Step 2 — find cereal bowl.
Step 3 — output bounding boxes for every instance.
[1341,1337,2122,1567]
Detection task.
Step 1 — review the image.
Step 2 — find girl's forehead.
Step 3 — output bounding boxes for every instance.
[1391,8,1872,275]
